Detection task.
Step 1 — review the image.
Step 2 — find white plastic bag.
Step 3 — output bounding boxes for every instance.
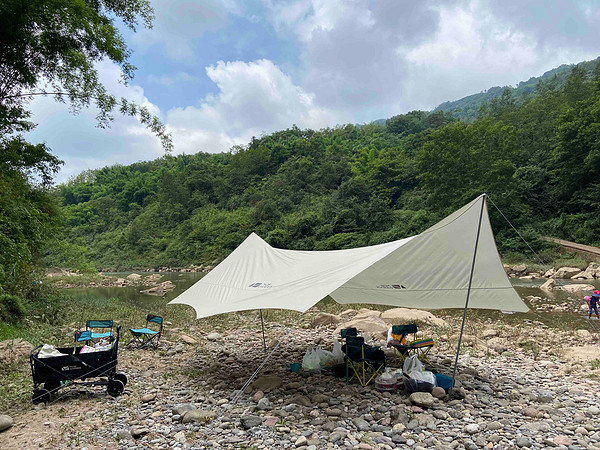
[332,341,344,364]
[402,354,424,375]
[407,370,437,386]
[302,348,321,371]
[316,348,336,368]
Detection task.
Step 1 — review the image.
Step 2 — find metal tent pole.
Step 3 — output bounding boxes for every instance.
[260,309,267,353]
[451,194,486,388]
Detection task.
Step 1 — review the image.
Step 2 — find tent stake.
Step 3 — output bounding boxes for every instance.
[260,309,266,353]
[451,194,486,388]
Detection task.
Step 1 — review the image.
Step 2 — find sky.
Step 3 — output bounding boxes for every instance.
[25,0,600,183]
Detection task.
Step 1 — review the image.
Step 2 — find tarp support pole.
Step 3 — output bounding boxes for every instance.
[451,194,486,388]
[260,309,266,353]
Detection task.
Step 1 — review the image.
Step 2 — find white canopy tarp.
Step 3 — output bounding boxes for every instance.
[170,195,528,318]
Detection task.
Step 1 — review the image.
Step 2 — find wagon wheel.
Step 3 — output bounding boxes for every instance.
[32,389,51,404]
[113,372,128,387]
[107,379,124,397]
[44,380,61,394]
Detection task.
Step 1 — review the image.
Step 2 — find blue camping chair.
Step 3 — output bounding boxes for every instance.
[127,314,163,349]
[74,320,114,345]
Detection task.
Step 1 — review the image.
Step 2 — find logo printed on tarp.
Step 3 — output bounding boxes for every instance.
[377,284,406,289]
[248,282,273,289]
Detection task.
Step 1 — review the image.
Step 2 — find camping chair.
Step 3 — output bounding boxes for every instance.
[127,314,163,349]
[388,323,434,366]
[74,320,114,345]
[343,335,385,386]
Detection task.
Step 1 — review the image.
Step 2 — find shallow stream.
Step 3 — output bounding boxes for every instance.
[68,272,600,330]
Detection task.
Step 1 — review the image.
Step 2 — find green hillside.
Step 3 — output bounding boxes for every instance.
[38,62,600,271]
[433,57,600,120]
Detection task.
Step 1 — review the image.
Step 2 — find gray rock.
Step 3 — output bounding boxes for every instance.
[174,430,187,443]
[116,429,132,441]
[294,435,308,447]
[141,393,156,403]
[288,394,312,407]
[487,421,502,430]
[353,417,369,431]
[431,386,446,399]
[240,415,263,429]
[329,432,344,442]
[0,415,13,432]
[130,426,150,439]
[448,387,466,400]
[464,440,478,450]
[206,332,222,341]
[516,436,532,447]
[257,397,272,410]
[252,375,283,392]
[409,392,434,408]
[464,423,479,434]
[433,410,448,420]
[537,390,553,403]
[182,409,217,424]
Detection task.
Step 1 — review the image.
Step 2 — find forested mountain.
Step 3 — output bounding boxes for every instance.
[433,57,600,120]
[46,63,600,270]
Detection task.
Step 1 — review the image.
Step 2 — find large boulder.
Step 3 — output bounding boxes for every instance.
[127,273,142,280]
[572,271,594,280]
[311,313,342,328]
[336,316,389,339]
[511,264,527,273]
[251,375,283,392]
[352,308,382,319]
[560,284,595,293]
[552,267,582,279]
[140,280,176,296]
[540,278,556,291]
[381,308,447,327]
[586,263,600,278]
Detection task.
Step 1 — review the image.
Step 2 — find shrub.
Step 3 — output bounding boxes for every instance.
[0,294,28,323]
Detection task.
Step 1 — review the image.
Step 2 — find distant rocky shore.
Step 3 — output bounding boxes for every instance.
[47,271,182,295]
[505,262,600,293]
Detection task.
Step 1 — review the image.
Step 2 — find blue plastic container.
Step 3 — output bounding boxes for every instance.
[290,363,301,373]
[435,373,453,390]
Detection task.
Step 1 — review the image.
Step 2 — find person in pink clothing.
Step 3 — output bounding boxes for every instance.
[588,291,600,319]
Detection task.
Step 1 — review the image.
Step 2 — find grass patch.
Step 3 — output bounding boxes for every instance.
[591,359,600,370]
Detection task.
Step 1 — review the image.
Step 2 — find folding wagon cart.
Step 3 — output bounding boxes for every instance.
[29,326,127,403]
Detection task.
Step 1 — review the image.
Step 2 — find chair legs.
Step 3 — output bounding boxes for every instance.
[345,359,385,386]
[127,332,161,349]
[413,345,434,366]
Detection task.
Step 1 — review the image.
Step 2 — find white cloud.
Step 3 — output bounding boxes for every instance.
[264,0,600,118]
[133,0,238,60]
[26,61,164,183]
[165,59,333,154]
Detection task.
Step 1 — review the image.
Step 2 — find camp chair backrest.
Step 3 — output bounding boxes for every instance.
[87,320,113,329]
[392,324,417,335]
[147,314,163,325]
[74,330,92,342]
[341,327,358,339]
[345,335,365,360]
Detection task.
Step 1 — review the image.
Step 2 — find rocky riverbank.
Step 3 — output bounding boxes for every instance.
[1,306,599,449]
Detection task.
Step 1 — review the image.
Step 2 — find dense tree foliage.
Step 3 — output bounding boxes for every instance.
[435,57,600,121]
[50,64,600,270]
[0,0,167,314]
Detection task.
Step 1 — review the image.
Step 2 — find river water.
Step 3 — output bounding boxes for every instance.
[69,272,600,329]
